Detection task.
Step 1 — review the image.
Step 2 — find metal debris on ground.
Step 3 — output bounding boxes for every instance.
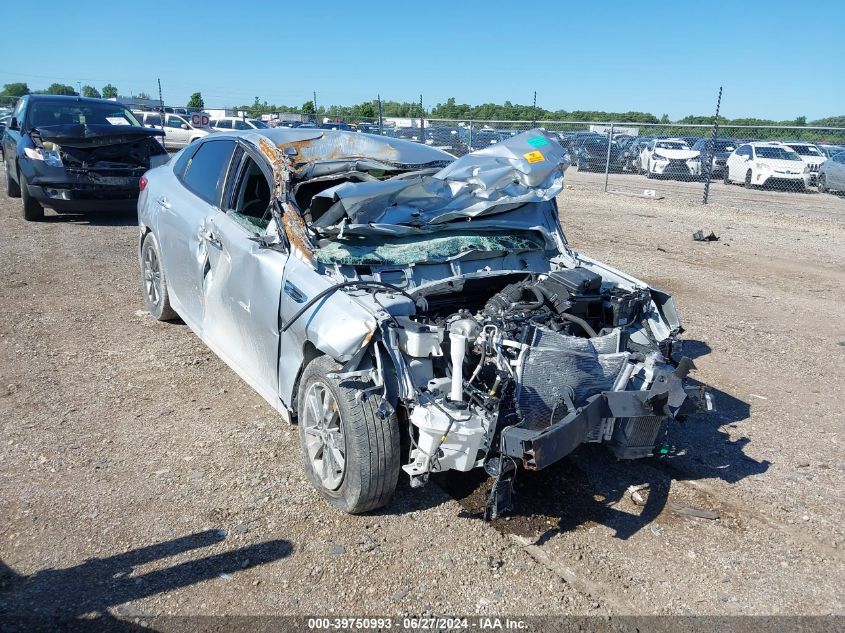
[627,483,650,506]
[668,502,720,520]
[693,230,720,242]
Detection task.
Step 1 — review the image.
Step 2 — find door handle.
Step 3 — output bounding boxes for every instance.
[156,196,171,209]
[199,229,222,249]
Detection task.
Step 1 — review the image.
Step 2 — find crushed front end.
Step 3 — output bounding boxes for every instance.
[267,127,712,518]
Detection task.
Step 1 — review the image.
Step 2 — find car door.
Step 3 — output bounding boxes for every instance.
[831,154,845,190]
[157,139,237,329]
[3,97,27,178]
[200,145,287,402]
[166,115,190,148]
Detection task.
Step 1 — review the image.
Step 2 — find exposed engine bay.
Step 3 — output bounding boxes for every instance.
[29,124,168,185]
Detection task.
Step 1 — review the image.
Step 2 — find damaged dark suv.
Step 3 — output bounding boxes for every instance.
[2,95,168,220]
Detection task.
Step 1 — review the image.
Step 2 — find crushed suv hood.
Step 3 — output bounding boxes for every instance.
[31,124,165,147]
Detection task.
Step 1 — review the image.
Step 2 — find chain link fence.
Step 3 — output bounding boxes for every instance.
[3,88,843,210]
[356,117,845,210]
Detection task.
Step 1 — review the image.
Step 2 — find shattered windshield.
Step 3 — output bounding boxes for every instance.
[314,230,547,266]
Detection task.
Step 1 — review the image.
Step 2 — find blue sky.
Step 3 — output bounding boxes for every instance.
[3,1,843,120]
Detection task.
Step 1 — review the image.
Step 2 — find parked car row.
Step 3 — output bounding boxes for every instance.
[554,131,845,194]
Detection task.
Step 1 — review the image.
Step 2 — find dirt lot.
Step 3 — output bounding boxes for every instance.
[1,170,843,624]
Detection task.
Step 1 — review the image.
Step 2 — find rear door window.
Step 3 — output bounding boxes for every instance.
[233,119,250,130]
[216,119,232,129]
[180,140,236,205]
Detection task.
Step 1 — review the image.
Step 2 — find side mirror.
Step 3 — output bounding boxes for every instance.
[8,117,19,130]
[180,124,189,130]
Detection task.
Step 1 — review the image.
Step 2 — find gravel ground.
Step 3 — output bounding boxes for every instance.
[0,170,843,624]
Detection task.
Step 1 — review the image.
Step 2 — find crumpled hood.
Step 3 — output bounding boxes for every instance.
[653,148,699,160]
[310,129,568,233]
[31,124,165,147]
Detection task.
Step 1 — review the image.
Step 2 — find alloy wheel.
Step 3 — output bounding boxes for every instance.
[143,244,162,308]
[302,381,346,490]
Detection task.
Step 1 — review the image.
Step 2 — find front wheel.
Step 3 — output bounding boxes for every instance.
[140,232,178,321]
[817,175,827,193]
[297,355,400,514]
[20,172,44,221]
[723,167,730,185]
[744,170,754,189]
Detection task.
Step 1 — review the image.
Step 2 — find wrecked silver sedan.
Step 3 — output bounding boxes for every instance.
[137,128,710,517]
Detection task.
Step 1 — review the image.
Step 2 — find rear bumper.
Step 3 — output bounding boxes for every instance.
[500,372,711,470]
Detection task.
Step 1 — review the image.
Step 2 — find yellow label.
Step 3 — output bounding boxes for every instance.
[523,150,545,163]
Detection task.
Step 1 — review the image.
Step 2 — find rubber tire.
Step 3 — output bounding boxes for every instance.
[297,355,400,514]
[646,165,654,179]
[5,161,21,197]
[20,172,44,221]
[140,232,178,321]
[744,170,754,189]
[723,167,730,185]
[817,174,827,193]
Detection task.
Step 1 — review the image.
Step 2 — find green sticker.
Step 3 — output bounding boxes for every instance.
[527,136,549,148]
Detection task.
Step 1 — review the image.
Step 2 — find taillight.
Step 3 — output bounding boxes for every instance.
[139,175,148,191]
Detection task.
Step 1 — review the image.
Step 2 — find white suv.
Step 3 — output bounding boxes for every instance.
[209,116,269,131]
[724,142,810,190]
[782,142,826,185]
[136,111,212,150]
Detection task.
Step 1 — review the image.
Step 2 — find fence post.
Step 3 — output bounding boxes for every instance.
[468,120,473,154]
[703,86,723,205]
[603,123,614,193]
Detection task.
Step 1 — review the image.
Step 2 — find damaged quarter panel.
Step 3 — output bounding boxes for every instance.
[139,126,711,518]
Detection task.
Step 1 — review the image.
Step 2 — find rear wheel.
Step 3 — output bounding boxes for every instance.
[744,170,754,189]
[140,232,178,321]
[4,160,20,197]
[20,172,44,221]
[297,355,400,514]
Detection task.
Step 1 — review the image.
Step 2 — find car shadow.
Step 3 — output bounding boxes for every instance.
[0,529,293,631]
[435,381,765,542]
[42,209,138,227]
[677,338,711,360]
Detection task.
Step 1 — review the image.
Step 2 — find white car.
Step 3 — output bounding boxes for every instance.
[723,142,810,191]
[640,138,702,179]
[782,142,826,185]
[136,111,212,150]
[209,116,269,131]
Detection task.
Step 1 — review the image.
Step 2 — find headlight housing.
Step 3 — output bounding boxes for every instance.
[803,165,811,174]
[652,154,668,162]
[24,145,63,168]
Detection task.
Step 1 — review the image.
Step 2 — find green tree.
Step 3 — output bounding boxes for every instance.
[136,91,151,100]
[102,84,118,99]
[794,115,806,126]
[354,101,376,118]
[660,114,670,123]
[301,100,315,115]
[187,92,204,109]
[81,85,101,98]
[1,82,30,97]
[46,83,77,96]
